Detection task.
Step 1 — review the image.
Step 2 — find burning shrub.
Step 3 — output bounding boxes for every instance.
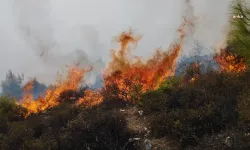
[18,66,92,117]
[215,49,247,73]
[58,89,79,102]
[103,21,188,104]
[183,62,201,82]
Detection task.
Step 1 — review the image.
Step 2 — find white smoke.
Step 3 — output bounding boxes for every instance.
[0,0,233,86]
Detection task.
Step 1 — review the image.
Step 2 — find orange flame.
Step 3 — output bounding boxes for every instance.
[20,66,93,117]
[17,20,190,116]
[215,49,246,73]
[103,21,187,102]
[188,62,200,83]
[75,89,103,107]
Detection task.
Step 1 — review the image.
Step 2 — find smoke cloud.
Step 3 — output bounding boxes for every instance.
[0,0,233,87]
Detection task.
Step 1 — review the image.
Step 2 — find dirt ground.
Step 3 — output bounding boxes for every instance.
[121,105,180,150]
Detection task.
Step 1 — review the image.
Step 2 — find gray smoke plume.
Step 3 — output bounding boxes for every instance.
[0,0,233,88]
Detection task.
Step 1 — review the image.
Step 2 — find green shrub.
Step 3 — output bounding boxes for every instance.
[228,1,250,66]
[0,96,26,135]
[157,77,182,92]
[0,96,24,121]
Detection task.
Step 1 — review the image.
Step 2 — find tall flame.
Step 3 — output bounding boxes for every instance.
[17,20,190,116]
[20,66,92,117]
[103,21,187,102]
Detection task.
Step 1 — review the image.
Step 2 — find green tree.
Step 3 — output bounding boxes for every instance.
[0,96,20,121]
[228,0,250,66]
[1,70,24,99]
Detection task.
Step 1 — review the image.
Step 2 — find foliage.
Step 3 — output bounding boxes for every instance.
[1,2,250,149]
[0,97,137,150]
[1,71,47,100]
[157,77,182,92]
[0,96,25,122]
[141,71,250,148]
[1,70,24,99]
[61,108,137,150]
[1,71,250,149]
[228,0,250,66]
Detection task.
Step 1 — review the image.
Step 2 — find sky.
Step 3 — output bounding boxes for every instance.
[0,0,233,86]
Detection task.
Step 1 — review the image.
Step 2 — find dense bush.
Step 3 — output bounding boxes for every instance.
[1,2,250,149]
[141,71,250,148]
[0,99,137,150]
[228,1,250,66]
[1,72,250,150]
[0,96,26,135]
[60,108,137,150]
[0,96,24,121]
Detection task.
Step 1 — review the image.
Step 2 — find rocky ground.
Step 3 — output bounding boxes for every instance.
[121,105,180,150]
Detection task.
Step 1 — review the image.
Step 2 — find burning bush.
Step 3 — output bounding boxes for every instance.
[0,99,138,150]
[1,2,250,149]
[215,49,247,73]
[102,21,188,104]
[19,66,100,117]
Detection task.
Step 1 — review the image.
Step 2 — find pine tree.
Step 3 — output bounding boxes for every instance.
[228,0,250,66]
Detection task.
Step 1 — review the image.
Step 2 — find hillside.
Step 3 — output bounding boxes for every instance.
[1,1,250,150]
[1,70,250,150]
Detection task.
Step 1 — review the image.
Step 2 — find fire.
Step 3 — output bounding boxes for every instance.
[215,49,246,73]
[16,19,190,116]
[76,89,103,107]
[103,21,188,102]
[188,62,200,83]
[20,66,93,117]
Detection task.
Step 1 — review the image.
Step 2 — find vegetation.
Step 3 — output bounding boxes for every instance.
[0,98,137,150]
[1,70,47,100]
[1,1,250,150]
[228,0,250,66]
[141,71,250,149]
[2,70,250,149]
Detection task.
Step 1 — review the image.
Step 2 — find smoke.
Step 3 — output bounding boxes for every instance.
[0,0,232,87]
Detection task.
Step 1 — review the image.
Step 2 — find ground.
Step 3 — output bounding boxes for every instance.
[121,105,180,150]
